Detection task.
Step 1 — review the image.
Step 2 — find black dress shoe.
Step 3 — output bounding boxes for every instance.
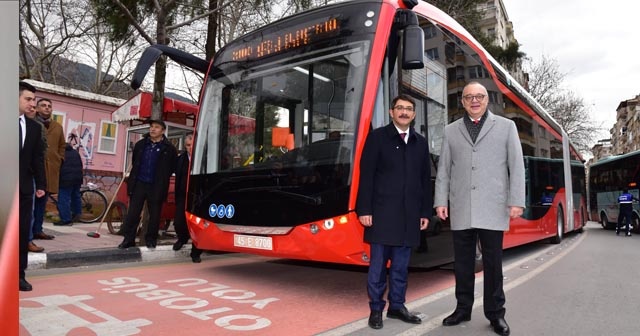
[490,317,510,336]
[146,241,156,248]
[34,232,55,240]
[173,241,186,251]
[387,306,421,324]
[442,310,471,326]
[368,310,383,329]
[192,255,202,263]
[53,220,73,226]
[118,241,135,249]
[20,278,33,291]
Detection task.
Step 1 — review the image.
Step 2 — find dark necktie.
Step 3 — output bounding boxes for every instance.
[473,119,479,125]
[400,132,407,141]
[19,118,23,150]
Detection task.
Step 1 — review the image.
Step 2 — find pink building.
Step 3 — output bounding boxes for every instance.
[25,79,127,199]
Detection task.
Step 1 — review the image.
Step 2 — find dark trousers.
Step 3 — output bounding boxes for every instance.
[174,196,202,258]
[452,228,505,320]
[367,243,412,311]
[57,185,82,222]
[32,191,48,236]
[617,204,633,234]
[173,197,190,243]
[19,192,34,279]
[121,182,164,245]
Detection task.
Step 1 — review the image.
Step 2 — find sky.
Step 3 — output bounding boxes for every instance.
[504,0,640,141]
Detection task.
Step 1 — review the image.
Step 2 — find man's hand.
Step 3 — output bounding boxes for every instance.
[436,206,448,220]
[35,189,45,198]
[420,218,429,230]
[509,206,524,219]
[359,215,372,227]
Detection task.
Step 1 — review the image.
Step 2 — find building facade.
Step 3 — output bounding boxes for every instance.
[610,94,640,155]
[25,79,127,200]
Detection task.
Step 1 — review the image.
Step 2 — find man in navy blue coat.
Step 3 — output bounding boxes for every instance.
[356,94,432,329]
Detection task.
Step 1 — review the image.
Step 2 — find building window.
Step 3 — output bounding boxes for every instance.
[424,25,437,39]
[487,90,499,104]
[97,120,118,154]
[425,47,439,60]
[52,111,66,134]
[468,65,489,79]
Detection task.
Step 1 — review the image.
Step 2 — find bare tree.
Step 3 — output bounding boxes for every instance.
[19,0,93,83]
[525,55,602,154]
[425,0,485,37]
[525,55,566,110]
[94,0,231,119]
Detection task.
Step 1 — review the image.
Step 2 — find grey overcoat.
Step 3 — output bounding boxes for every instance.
[434,111,525,231]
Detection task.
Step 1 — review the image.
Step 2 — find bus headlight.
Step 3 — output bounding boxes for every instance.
[323,219,334,230]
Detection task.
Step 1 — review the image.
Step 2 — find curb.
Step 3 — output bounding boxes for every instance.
[28,245,193,270]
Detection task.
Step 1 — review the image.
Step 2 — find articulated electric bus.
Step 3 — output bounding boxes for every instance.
[130,0,585,268]
[589,150,640,231]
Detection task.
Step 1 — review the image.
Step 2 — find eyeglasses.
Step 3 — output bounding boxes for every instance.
[462,94,486,102]
[393,105,415,112]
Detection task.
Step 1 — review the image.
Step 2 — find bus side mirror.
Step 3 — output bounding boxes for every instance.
[402,12,424,70]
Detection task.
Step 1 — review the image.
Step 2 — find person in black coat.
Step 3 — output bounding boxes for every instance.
[171,134,203,262]
[356,95,432,329]
[55,143,83,225]
[18,81,46,291]
[118,120,177,249]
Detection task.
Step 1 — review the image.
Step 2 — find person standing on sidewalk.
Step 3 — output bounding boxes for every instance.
[434,81,525,336]
[56,143,84,226]
[616,188,638,236]
[22,97,47,253]
[356,94,431,330]
[171,134,203,262]
[33,98,65,234]
[118,120,177,249]
[19,81,46,291]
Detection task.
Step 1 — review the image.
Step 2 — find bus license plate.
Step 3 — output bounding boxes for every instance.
[233,234,273,250]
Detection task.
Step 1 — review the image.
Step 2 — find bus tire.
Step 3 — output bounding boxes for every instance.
[550,206,564,244]
[633,213,640,234]
[576,207,585,233]
[600,212,611,230]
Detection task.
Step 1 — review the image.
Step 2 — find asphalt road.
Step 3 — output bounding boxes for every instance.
[21,222,631,336]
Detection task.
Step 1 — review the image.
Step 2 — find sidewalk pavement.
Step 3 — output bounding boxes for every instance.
[27,220,194,270]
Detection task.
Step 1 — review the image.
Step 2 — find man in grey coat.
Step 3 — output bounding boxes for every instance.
[434,82,525,336]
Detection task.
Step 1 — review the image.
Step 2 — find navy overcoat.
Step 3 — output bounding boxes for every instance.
[356,123,432,247]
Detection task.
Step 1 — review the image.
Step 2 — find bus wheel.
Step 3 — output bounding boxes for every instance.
[600,212,610,230]
[576,207,585,233]
[550,206,564,244]
[633,214,640,234]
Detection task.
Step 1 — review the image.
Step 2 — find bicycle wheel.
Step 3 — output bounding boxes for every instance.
[78,189,108,223]
[106,201,128,235]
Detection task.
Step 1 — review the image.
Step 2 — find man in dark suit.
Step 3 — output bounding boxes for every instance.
[118,120,177,249]
[18,81,46,291]
[435,82,525,336]
[356,94,432,329]
[171,134,203,262]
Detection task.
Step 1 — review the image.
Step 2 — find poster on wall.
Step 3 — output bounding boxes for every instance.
[66,119,96,166]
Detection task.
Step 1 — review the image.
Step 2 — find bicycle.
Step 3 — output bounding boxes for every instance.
[49,182,108,223]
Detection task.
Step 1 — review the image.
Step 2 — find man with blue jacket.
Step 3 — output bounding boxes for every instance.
[617,188,638,236]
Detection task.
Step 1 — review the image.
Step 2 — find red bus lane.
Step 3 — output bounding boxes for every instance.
[19,255,455,335]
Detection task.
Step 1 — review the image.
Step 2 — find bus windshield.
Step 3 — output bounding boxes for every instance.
[190,8,376,227]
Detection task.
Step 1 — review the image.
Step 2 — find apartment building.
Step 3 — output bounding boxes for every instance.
[610,95,640,155]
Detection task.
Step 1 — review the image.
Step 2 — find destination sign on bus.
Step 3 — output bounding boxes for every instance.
[231,16,340,62]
